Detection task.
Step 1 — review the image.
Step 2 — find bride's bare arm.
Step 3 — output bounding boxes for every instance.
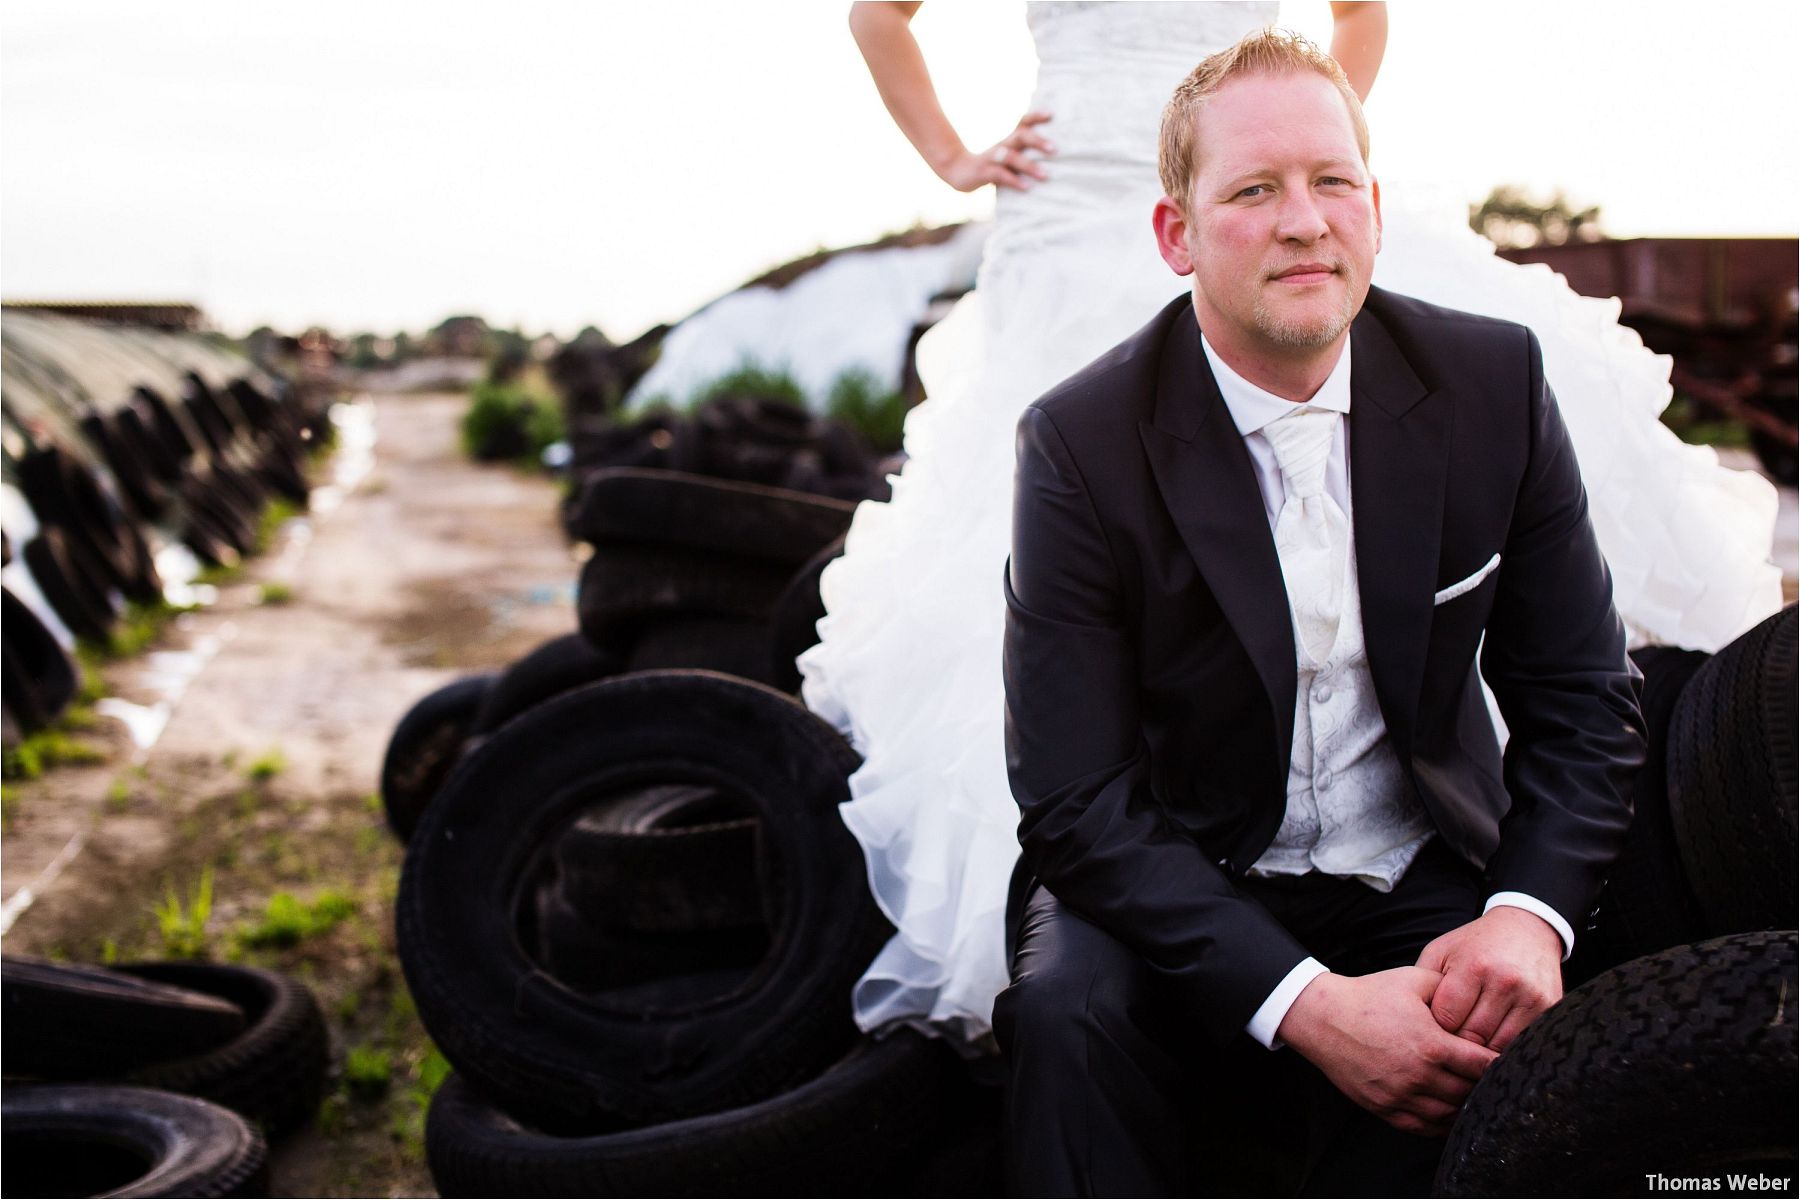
[848,1,1053,192]
[1329,1,1388,101]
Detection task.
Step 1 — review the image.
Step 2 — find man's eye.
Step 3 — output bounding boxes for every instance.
[1318,177,1351,187]
[1236,185,1267,199]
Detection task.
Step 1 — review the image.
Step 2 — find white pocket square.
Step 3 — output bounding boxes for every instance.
[1433,553,1501,606]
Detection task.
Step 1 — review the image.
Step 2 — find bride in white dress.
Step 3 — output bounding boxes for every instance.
[798,0,1784,1050]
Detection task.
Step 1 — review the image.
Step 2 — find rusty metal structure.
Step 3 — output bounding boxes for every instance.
[1500,238,1798,483]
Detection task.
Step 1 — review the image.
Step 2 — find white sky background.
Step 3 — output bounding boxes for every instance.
[2,1,1796,339]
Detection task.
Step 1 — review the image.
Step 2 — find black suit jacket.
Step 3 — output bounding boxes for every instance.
[1001,287,1645,1044]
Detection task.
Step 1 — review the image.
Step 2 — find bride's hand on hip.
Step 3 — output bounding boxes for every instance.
[939,111,1055,192]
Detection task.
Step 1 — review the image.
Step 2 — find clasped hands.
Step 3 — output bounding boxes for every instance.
[1276,906,1564,1137]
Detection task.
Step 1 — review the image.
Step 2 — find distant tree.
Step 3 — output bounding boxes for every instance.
[1469,185,1605,249]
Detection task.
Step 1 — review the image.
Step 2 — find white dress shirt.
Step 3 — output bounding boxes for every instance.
[1197,334,1575,1049]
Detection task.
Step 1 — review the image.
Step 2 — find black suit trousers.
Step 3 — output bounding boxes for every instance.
[991,839,1485,1198]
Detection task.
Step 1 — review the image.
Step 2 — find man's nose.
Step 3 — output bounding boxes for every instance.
[1274,189,1329,243]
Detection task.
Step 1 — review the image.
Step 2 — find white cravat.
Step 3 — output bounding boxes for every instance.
[1261,407,1348,666]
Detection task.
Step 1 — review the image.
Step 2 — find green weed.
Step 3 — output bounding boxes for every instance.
[827,367,908,454]
[154,867,215,959]
[690,360,805,410]
[259,582,295,605]
[344,1044,393,1100]
[246,748,287,781]
[236,889,357,949]
[2,729,106,780]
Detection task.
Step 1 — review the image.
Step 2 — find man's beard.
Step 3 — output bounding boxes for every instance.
[1252,273,1359,348]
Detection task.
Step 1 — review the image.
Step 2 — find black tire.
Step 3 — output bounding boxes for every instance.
[1,957,246,1078]
[531,885,768,996]
[1,588,79,733]
[470,633,625,736]
[552,783,766,933]
[1667,605,1798,935]
[381,673,496,843]
[768,535,843,694]
[14,444,157,602]
[1437,931,1798,1197]
[1564,645,1712,985]
[1751,427,1799,488]
[120,962,329,1139]
[568,468,856,569]
[397,670,887,1131]
[23,526,119,642]
[2,1083,268,1199]
[577,544,790,644]
[425,1032,981,1198]
[625,613,777,684]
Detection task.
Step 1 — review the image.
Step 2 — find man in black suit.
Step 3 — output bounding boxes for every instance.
[995,30,1644,1196]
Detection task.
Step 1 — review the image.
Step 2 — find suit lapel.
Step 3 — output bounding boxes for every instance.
[1348,305,1446,754]
[1138,310,1297,775]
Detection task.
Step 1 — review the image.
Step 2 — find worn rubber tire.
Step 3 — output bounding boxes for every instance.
[424,1032,978,1198]
[624,613,777,684]
[381,673,496,843]
[531,885,767,995]
[568,468,856,568]
[120,962,329,1139]
[552,783,766,933]
[768,535,843,694]
[397,670,887,1131]
[1667,605,1798,935]
[23,525,119,642]
[577,544,789,650]
[1,957,246,1078]
[1437,931,1798,1197]
[471,633,625,736]
[2,1083,268,1198]
[1,588,79,733]
[1564,645,1712,985]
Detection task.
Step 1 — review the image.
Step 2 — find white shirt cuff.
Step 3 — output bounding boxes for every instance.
[1245,957,1330,1049]
[1485,892,1574,961]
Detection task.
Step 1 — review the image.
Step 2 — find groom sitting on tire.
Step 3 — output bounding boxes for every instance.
[995,29,1644,1196]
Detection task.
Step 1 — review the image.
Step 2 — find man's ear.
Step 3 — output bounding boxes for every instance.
[1152,195,1195,276]
[1371,176,1383,255]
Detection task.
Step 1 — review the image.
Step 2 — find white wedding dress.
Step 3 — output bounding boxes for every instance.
[797,0,1783,1049]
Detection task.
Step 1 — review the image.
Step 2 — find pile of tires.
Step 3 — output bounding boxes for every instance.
[1566,604,1797,984]
[1,311,326,737]
[376,460,996,1194]
[563,393,895,513]
[1437,607,1798,1191]
[1,955,332,1197]
[388,672,999,1195]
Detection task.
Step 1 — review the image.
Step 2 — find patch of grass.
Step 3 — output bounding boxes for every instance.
[827,367,907,455]
[259,582,296,606]
[392,1045,451,1153]
[1,784,19,832]
[154,867,215,959]
[344,1044,393,1101]
[194,560,244,587]
[256,499,303,554]
[236,888,357,949]
[690,360,805,410]
[246,748,287,781]
[2,729,107,780]
[106,777,133,813]
[83,598,195,661]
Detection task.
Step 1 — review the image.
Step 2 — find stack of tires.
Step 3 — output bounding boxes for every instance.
[379,463,1003,1193]
[1,312,324,737]
[1438,605,1798,1195]
[1,956,330,1198]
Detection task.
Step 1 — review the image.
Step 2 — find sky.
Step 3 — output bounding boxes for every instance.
[3,1,1796,340]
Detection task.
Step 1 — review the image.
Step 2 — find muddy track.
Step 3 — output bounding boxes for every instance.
[1,390,580,1196]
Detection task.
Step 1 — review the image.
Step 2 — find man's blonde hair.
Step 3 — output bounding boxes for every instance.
[1157,28,1370,213]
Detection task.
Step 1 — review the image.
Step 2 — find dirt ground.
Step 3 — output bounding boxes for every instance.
[1,390,582,1197]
